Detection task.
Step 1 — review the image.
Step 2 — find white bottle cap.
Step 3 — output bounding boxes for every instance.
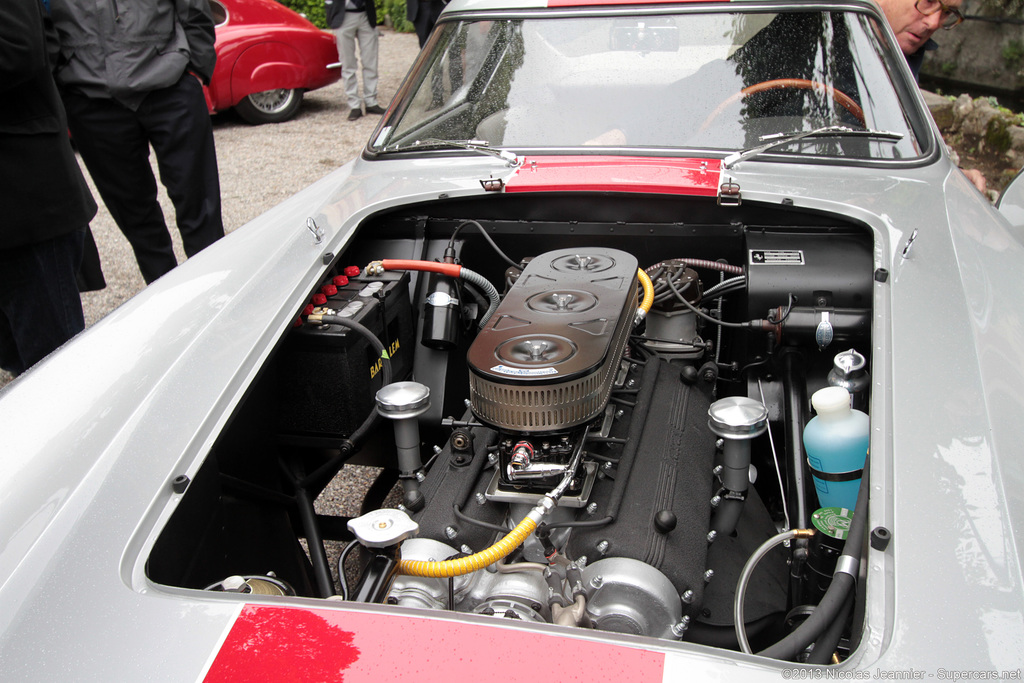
[811,386,852,416]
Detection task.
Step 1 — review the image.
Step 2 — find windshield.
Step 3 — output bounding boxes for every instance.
[372,9,921,160]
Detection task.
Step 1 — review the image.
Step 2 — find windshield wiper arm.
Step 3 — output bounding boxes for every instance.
[386,138,520,166]
[722,126,904,169]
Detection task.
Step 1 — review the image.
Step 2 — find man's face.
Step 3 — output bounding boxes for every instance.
[875,0,960,55]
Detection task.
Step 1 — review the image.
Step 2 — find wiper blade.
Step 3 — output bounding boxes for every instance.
[386,138,520,166]
[722,126,904,169]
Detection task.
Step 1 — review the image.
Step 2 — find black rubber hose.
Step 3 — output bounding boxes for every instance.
[760,560,856,659]
[319,315,392,385]
[295,486,335,598]
[781,349,813,606]
[806,592,856,664]
[448,219,521,271]
[337,539,360,601]
[300,412,381,490]
[454,503,509,533]
[685,612,784,649]
[758,465,870,660]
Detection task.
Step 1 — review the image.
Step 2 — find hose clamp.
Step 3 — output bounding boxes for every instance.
[807,460,863,482]
[833,554,860,578]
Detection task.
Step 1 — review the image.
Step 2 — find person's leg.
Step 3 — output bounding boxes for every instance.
[62,91,177,284]
[141,74,224,260]
[0,310,18,377]
[415,0,444,47]
[336,15,363,111]
[357,13,380,107]
[414,10,432,47]
[0,229,85,376]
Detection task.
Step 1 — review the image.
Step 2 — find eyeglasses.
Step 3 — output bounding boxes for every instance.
[914,0,965,29]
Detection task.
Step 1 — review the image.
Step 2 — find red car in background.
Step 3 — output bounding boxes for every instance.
[206,0,342,124]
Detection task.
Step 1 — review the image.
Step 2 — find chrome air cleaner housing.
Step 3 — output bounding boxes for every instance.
[467,248,638,434]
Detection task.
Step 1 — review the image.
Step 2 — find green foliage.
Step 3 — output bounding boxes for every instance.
[277,0,327,27]
[1003,40,1024,68]
[986,116,1013,153]
[940,61,957,77]
[275,0,414,31]
[382,0,415,32]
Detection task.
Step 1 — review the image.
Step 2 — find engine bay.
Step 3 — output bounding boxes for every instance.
[148,194,875,662]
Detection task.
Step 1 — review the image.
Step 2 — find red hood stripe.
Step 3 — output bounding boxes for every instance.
[505,156,721,196]
[204,604,666,682]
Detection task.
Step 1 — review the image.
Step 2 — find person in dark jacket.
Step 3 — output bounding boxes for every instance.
[406,0,445,48]
[0,0,97,376]
[48,0,224,284]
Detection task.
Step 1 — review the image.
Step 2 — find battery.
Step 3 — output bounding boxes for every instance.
[276,270,414,445]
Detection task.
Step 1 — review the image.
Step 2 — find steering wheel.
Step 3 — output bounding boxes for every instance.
[699,78,865,133]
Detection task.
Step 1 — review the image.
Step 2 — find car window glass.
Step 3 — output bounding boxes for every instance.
[376,9,921,160]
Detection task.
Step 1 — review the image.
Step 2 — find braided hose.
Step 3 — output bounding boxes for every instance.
[458,266,501,328]
[398,515,540,578]
[645,258,745,276]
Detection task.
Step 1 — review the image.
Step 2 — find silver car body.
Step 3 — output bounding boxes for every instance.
[2,0,1023,679]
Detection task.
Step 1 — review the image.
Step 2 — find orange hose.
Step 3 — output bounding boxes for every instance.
[381,259,462,278]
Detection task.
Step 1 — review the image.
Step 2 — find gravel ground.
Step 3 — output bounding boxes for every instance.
[0,27,420,389]
[1,30,420,592]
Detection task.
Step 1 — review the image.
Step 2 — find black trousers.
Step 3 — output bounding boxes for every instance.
[0,228,85,376]
[414,0,445,48]
[63,74,224,284]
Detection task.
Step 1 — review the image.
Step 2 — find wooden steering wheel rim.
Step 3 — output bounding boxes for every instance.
[699,78,865,132]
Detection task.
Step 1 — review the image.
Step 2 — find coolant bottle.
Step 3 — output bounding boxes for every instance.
[803,386,869,511]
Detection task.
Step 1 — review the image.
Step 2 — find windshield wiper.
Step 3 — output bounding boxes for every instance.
[722,126,904,169]
[384,138,520,167]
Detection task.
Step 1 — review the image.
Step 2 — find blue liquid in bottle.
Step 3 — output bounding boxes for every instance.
[804,386,869,511]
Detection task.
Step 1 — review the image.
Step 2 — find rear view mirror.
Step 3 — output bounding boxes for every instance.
[610,19,679,52]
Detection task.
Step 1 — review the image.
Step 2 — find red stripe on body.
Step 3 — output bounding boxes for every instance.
[205,604,666,682]
[506,156,721,196]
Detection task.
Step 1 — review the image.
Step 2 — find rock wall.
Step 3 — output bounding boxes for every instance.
[923,90,1024,194]
[921,16,1024,95]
